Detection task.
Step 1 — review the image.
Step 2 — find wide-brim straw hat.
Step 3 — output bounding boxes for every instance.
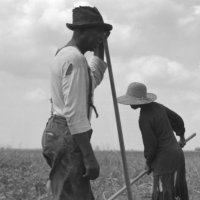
[66,6,113,31]
[117,82,157,105]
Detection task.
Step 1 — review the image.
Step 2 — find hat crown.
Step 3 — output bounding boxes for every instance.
[67,6,112,31]
[126,82,147,98]
[72,6,104,25]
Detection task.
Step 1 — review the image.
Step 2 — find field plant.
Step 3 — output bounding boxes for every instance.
[0,148,199,200]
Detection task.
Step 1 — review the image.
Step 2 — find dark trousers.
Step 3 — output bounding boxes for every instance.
[42,115,94,200]
[152,151,189,200]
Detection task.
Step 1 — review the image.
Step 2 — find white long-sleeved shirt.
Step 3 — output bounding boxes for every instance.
[50,46,107,135]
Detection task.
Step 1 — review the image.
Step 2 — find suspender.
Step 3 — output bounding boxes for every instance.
[52,47,98,118]
[50,67,99,119]
[87,67,99,119]
[50,98,53,116]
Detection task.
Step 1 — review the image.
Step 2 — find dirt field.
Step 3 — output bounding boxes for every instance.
[0,149,199,200]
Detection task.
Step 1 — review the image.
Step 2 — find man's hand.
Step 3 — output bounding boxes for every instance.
[94,40,104,59]
[94,31,110,59]
[179,136,186,148]
[145,161,152,175]
[73,130,100,180]
[104,31,110,39]
[82,153,100,180]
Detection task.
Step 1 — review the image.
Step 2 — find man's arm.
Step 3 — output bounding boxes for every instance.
[90,32,110,88]
[165,106,186,147]
[139,119,158,171]
[62,59,99,180]
[73,130,100,180]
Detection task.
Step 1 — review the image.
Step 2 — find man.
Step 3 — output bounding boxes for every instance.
[117,82,189,200]
[42,6,112,200]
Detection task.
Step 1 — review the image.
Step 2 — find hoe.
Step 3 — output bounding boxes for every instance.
[105,133,196,200]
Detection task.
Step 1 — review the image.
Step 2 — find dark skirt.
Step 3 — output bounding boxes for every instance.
[152,151,189,200]
[42,115,94,200]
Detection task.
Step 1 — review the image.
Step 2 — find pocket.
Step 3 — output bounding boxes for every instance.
[42,118,60,150]
[42,132,58,150]
[45,117,68,137]
[42,119,50,149]
[44,120,60,136]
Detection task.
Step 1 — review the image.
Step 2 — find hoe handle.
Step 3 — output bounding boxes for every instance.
[107,170,147,200]
[185,133,196,143]
[103,38,133,200]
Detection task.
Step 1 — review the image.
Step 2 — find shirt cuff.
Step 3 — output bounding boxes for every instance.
[91,56,107,71]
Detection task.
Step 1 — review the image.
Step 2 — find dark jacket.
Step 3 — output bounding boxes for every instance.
[139,102,185,176]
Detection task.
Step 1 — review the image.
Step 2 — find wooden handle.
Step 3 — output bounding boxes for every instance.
[185,133,196,143]
[107,170,147,200]
[103,38,133,200]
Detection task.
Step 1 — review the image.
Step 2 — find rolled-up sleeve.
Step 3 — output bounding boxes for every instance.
[139,119,158,164]
[62,62,91,135]
[89,56,107,88]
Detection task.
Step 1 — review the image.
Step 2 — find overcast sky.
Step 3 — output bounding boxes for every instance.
[0,0,199,150]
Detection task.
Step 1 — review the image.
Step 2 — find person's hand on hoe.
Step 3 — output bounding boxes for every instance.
[179,135,186,148]
[145,160,152,175]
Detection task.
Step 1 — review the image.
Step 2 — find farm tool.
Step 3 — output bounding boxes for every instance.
[103,38,133,200]
[105,133,197,200]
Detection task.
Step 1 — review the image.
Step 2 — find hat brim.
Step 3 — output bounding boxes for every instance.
[66,23,113,31]
[117,93,157,105]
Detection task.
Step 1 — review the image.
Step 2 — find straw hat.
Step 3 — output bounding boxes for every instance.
[117,82,157,105]
[66,6,112,31]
